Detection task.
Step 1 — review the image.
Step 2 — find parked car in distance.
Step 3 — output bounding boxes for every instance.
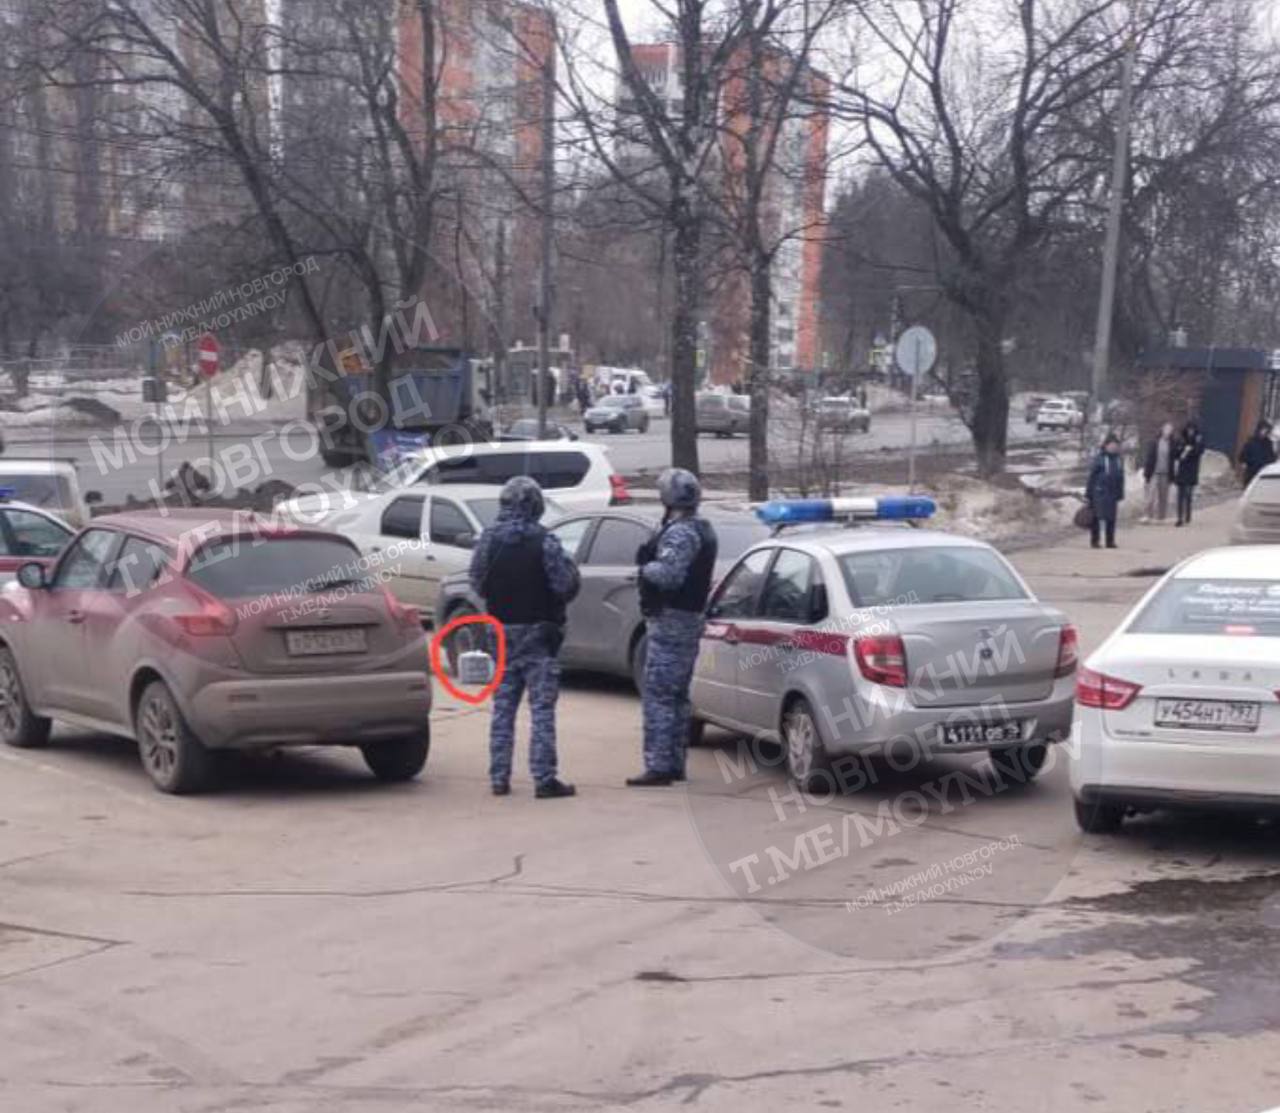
[0,510,432,793]
[1035,398,1084,431]
[690,509,1077,789]
[1023,395,1049,423]
[499,419,578,442]
[282,440,630,521]
[321,483,564,615]
[0,497,74,582]
[0,458,102,527]
[640,384,666,417]
[815,395,872,433]
[696,392,750,437]
[1230,463,1280,544]
[1071,546,1280,832]
[434,504,772,688]
[584,394,650,435]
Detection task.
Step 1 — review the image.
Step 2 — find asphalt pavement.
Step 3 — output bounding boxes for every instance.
[5,497,1279,1113]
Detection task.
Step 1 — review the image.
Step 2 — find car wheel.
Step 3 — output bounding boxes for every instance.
[782,697,834,792]
[640,417,650,433]
[362,730,430,782]
[1074,796,1125,834]
[990,742,1048,782]
[0,646,51,749]
[631,632,649,693]
[135,679,216,794]
[687,717,706,747]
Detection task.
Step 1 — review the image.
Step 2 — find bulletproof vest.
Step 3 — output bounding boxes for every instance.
[482,529,559,625]
[657,518,718,614]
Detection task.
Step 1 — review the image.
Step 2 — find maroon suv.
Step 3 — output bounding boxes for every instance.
[0,509,432,793]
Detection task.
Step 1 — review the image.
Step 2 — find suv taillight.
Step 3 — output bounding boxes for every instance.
[854,634,907,688]
[609,473,632,505]
[1076,666,1141,710]
[1055,624,1079,677]
[381,586,421,632]
[173,584,237,636]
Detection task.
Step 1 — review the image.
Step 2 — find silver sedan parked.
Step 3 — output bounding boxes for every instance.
[691,517,1077,789]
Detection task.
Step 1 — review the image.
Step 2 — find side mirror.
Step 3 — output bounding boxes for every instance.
[17,562,47,590]
[85,490,103,506]
[453,531,477,550]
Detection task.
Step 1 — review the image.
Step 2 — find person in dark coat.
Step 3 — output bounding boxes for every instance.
[1086,432,1125,549]
[1238,420,1276,486]
[1173,420,1206,526]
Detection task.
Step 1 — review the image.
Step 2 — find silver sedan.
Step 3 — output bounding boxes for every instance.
[690,526,1077,789]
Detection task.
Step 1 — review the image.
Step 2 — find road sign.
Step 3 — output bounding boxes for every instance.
[198,333,220,379]
[895,325,937,378]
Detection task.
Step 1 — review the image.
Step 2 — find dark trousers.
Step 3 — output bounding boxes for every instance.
[1176,484,1195,524]
[1090,515,1116,547]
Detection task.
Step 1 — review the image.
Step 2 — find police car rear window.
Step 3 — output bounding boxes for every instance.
[1128,578,1280,636]
[839,547,1026,606]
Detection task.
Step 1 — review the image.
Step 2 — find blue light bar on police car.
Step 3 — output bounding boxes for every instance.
[754,495,936,525]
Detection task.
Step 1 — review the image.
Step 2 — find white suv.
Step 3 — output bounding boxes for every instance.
[285,440,629,521]
[1035,398,1084,431]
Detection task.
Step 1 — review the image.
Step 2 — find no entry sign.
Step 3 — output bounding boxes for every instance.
[198,333,220,379]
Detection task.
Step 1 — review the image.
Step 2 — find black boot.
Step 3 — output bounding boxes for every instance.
[535,778,576,799]
[626,771,674,787]
[492,781,511,796]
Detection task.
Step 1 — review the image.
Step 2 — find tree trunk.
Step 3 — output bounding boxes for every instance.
[747,253,771,500]
[970,309,1010,475]
[669,206,701,473]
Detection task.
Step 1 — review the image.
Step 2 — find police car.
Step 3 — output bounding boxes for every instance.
[689,496,1077,789]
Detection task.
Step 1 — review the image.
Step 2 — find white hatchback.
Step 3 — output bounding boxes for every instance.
[1072,546,1280,832]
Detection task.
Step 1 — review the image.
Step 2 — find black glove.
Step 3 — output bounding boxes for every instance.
[539,621,566,657]
[636,537,658,566]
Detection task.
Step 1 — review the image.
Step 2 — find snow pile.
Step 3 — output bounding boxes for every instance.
[3,403,114,428]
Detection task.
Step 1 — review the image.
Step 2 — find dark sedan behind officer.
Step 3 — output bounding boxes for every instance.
[469,476,579,799]
[627,467,718,787]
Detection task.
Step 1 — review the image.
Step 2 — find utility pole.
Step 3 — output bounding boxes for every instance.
[535,52,555,439]
[1089,6,1139,415]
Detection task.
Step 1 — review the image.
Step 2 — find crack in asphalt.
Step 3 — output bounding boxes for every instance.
[121,854,527,899]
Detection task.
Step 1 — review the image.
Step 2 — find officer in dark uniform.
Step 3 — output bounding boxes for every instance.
[469,476,579,798]
[627,467,718,787]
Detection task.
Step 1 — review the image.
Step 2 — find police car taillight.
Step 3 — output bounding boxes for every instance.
[754,495,935,526]
[854,634,908,688]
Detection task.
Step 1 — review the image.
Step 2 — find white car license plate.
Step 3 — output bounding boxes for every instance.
[1153,698,1261,732]
[943,721,1025,746]
[285,628,367,656]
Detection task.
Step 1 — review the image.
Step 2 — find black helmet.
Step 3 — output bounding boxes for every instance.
[657,467,701,510]
[498,475,545,520]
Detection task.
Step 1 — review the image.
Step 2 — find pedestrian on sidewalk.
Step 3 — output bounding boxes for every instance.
[1141,422,1176,522]
[1086,432,1126,549]
[1174,420,1206,526]
[469,476,580,799]
[1238,419,1276,486]
[627,468,718,788]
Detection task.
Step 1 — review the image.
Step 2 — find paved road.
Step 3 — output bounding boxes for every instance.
[4,404,1048,506]
[4,499,1278,1112]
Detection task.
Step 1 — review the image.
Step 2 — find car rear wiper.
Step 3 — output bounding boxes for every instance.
[307,577,366,593]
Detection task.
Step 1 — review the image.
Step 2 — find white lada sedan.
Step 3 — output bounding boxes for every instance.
[1072,546,1280,833]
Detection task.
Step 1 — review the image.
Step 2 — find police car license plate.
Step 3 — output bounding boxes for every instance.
[943,721,1025,746]
[285,628,367,656]
[1154,699,1260,732]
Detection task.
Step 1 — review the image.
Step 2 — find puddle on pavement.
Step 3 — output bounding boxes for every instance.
[998,870,1280,1036]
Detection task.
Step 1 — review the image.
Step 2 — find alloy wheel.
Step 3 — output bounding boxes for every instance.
[0,658,22,740]
[139,694,179,781]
